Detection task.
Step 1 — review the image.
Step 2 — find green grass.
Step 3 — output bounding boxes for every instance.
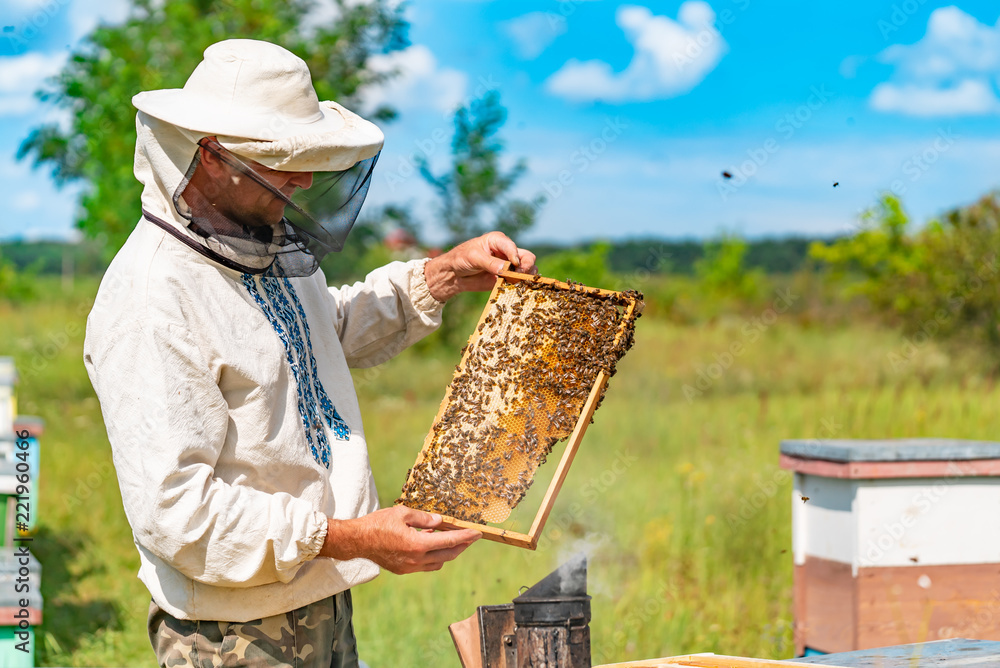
[3,276,999,666]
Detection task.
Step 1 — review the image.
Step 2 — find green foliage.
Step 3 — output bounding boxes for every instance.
[415,88,544,349]
[18,0,408,252]
[419,90,542,245]
[809,194,924,292]
[694,234,763,300]
[528,236,837,277]
[418,290,490,351]
[12,281,1000,665]
[319,205,419,287]
[538,241,611,287]
[811,192,1000,358]
[0,240,108,276]
[320,234,394,288]
[0,251,38,303]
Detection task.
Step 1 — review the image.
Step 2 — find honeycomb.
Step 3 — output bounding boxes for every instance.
[397,275,642,524]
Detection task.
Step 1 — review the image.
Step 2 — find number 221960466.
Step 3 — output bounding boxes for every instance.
[13,430,31,530]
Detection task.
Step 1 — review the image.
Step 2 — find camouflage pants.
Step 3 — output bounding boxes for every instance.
[148,591,359,668]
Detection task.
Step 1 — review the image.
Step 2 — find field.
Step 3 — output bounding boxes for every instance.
[3,276,999,667]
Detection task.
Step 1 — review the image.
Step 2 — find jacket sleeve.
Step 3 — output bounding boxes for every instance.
[326,258,445,368]
[84,319,328,588]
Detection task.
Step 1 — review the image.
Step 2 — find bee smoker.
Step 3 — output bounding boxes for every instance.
[450,554,592,668]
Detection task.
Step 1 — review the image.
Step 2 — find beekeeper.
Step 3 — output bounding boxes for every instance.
[83,38,536,667]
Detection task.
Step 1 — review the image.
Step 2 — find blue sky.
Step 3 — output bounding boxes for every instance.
[1,0,999,244]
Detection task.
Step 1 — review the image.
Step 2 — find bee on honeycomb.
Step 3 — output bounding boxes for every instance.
[397,276,642,524]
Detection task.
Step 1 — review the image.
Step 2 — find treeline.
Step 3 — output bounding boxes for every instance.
[0,239,108,275]
[522,235,838,276]
[2,234,839,278]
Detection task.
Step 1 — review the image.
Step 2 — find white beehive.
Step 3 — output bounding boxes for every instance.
[0,358,15,437]
[781,438,1000,656]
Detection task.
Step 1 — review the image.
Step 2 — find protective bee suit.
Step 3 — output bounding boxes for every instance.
[83,39,445,629]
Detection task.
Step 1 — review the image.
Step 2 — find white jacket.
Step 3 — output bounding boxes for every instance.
[83,112,443,622]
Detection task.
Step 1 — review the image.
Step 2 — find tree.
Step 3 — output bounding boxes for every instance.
[811,192,1000,360]
[539,241,611,287]
[319,203,423,285]
[411,90,543,348]
[418,90,542,246]
[694,233,763,300]
[18,0,408,252]
[0,250,37,303]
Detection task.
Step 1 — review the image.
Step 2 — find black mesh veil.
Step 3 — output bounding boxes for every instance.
[171,137,378,277]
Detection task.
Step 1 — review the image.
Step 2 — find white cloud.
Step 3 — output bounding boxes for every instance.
[12,190,41,212]
[18,226,82,242]
[544,2,727,103]
[302,0,390,33]
[0,51,67,116]
[871,79,1000,116]
[7,0,52,10]
[67,0,131,42]
[0,160,82,241]
[501,12,567,60]
[870,7,1000,116]
[361,44,468,115]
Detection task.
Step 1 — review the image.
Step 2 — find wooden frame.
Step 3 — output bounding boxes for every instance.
[401,267,640,549]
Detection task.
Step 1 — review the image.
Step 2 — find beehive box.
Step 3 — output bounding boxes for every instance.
[0,359,15,438]
[0,552,42,667]
[397,269,641,548]
[0,436,40,537]
[781,438,1000,655]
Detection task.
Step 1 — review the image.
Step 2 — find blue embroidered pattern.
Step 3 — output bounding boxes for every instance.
[242,271,351,468]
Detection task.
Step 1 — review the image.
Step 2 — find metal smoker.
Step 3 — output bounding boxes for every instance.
[450,554,592,668]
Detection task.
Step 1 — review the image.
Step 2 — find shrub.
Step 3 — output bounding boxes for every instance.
[0,252,38,303]
[811,192,1000,359]
[539,241,611,287]
[694,234,764,301]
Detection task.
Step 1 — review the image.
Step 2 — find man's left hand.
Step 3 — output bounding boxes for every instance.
[424,231,538,302]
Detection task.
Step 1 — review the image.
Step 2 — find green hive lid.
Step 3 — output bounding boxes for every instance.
[780,439,1000,462]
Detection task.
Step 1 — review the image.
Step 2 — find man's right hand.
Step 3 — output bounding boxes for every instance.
[319,506,481,574]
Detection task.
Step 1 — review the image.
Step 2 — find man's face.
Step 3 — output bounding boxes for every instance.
[197,139,314,228]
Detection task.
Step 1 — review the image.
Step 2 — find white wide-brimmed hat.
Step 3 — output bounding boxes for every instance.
[132,39,383,171]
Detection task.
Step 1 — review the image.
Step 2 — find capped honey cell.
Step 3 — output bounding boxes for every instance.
[397,274,642,524]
